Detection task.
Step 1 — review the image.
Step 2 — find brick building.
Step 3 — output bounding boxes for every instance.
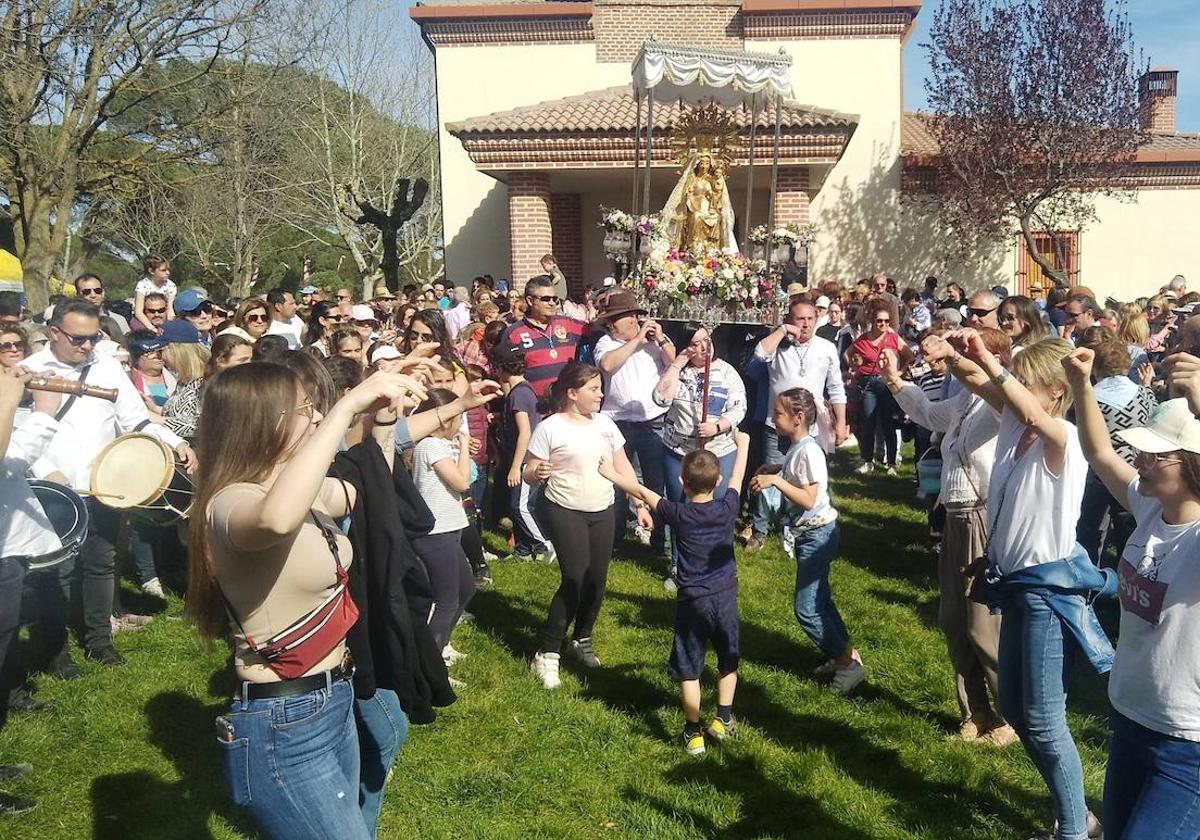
[412,1,1200,300]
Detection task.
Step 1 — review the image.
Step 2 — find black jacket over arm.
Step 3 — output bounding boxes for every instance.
[333,439,455,724]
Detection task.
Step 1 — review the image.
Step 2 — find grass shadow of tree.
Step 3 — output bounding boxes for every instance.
[91,690,257,840]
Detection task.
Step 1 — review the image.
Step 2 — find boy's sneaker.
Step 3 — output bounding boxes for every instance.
[707,715,737,741]
[663,576,678,594]
[141,577,165,598]
[812,659,838,680]
[483,550,499,563]
[831,660,867,695]
[531,652,561,689]
[855,461,874,475]
[681,728,706,756]
[566,637,601,668]
[442,644,467,667]
[502,551,534,563]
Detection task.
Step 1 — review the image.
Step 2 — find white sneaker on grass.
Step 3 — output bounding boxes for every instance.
[141,577,165,598]
[483,550,499,563]
[531,652,561,689]
[831,660,867,695]
[442,644,467,666]
[542,544,558,566]
[855,461,874,475]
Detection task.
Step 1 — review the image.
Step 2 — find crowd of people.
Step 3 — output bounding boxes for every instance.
[1,253,1199,840]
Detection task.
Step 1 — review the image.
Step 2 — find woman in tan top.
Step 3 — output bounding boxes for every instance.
[188,362,426,840]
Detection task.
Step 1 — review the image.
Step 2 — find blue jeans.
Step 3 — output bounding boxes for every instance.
[751,427,790,537]
[216,677,370,840]
[663,448,734,575]
[354,688,409,837]
[468,467,489,533]
[858,375,898,466]
[997,590,1089,840]
[793,522,850,660]
[614,419,666,552]
[1104,711,1200,839]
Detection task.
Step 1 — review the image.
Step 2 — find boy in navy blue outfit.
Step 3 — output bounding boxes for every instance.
[600,430,750,755]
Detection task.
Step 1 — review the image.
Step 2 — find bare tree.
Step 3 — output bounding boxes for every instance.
[922,0,1145,285]
[0,0,270,309]
[286,0,441,298]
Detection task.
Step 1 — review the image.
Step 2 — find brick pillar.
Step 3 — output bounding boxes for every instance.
[773,166,810,227]
[508,172,552,291]
[550,193,583,295]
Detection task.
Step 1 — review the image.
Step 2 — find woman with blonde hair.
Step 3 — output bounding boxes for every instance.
[189,363,426,839]
[1116,310,1151,377]
[1145,294,1173,353]
[946,332,1105,840]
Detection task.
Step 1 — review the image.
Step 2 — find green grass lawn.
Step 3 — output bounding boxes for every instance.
[0,452,1114,839]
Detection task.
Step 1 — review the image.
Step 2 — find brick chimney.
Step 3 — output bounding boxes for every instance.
[1139,68,1178,133]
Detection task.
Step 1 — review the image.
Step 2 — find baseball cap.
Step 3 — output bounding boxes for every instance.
[815,295,831,309]
[161,320,200,344]
[350,304,376,322]
[299,284,318,295]
[368,343,402,363]
[174,289,209,314]
[1116,398,1200,455]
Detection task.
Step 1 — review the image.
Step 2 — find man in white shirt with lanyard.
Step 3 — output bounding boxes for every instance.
[594,290,676,554]
[748,298,847,550]
[22,300,196,666]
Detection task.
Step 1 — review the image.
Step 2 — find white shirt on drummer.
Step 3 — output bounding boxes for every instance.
[21,346,183,488]
[1108,477,1200,742]
[527,412,626,513]
[1,412,63,559]
[754,334,846,430]
[986,407,1086,574]
[594,334,669,423]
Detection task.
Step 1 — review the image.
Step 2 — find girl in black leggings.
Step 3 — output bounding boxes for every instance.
[523,362,651,689]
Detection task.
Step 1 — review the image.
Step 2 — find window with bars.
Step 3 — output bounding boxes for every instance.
[1015,230,1079,293]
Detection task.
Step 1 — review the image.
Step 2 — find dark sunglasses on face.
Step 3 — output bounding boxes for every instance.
[57,329,103,347]
[528,294,561,304]
[967,307,996,318]
[407,328,433,340]
[183,302,213,316]
[0,341,24,352]
[78,287,103,296]
[145,307,168,315]
[337,294,351,301]
[246,313,268,323]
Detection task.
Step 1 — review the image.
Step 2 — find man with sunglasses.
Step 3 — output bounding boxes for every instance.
[131,291,170,336]
[965,290,1001,330]
[173,289,214,347]
[73,274,129,339]
[21,300,195,669]
[496,274,586,398]
[1063,294,1100,343]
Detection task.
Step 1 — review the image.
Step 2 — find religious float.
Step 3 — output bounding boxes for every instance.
[599,39,813,326]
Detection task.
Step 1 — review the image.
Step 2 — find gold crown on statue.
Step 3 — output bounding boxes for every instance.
[671,102,739,172]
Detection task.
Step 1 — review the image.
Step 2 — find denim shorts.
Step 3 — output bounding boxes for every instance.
[669,585,740,681]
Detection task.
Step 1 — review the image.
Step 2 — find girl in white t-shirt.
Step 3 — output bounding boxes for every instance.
[133,255,177,332]
[524,361,649,690]
[949,332,1095,840]
[749,387,864,696]
[409,388,475,669]
[1067,347,1200,840]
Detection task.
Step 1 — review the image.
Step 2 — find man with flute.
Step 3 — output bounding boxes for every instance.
[21,300,196,669]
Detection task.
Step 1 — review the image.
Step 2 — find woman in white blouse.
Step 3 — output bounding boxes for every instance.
[881,327,1016,747]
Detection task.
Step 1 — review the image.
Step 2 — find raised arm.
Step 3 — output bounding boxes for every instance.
[919,333,1004,413]
[1064,348,1137,503]
[728,430,751,493]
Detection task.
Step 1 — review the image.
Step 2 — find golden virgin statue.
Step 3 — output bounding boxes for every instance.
[662,105,740,255]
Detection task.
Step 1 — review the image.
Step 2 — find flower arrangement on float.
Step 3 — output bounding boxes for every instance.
[636,247,775,311]
[598,207,635,233]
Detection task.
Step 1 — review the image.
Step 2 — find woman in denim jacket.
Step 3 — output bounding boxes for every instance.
[941,332,1100,840]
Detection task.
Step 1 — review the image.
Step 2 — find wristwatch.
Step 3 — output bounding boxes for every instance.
[990,368,1011,388]
[658,337,672,347]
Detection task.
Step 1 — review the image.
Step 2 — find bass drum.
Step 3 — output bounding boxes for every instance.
[26,481,89,570]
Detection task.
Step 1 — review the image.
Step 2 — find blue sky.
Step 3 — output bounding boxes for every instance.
[903,1,1200,133]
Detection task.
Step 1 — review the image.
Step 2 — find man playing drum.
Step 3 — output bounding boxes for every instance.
[0,367,64,814]
[21,300,196,668]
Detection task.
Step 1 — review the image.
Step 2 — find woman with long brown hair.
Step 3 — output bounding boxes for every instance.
[221,298,271,342]
[188,363,426,839]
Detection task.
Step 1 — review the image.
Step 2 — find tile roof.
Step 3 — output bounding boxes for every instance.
[447,85,858,136]
[902,111,1200,162]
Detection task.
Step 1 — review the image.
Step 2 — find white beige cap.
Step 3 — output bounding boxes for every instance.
[1116,398,1200,455]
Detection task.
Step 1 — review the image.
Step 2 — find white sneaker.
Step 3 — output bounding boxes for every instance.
[831,660,867,695]
[141,577,165,598]
[483,550,499,563]
[442,644,467,666]
[855,462,874,475]
[542,544,558,566]
[663,576,678,594]
[531,651,561,690]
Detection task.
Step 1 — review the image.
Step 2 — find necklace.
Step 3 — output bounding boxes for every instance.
[793,339,813,376]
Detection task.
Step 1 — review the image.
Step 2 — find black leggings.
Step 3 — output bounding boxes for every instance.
[538,500,616,653]
[411,530,476,648]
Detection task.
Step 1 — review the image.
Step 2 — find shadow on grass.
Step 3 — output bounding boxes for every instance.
[866,586,941,632]
[91,689,257,840]
[623,751,874,839]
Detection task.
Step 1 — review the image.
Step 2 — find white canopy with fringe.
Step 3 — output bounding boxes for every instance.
[632,40,793,107]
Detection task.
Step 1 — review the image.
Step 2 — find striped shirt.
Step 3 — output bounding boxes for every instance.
[498,316,587,397]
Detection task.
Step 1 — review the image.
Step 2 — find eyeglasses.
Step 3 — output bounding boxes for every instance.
[967,307,996,318]
[183,303,213,316]
[336,294,351,301]
[57,329,103,347]
[145,307,168,315]
[0,341,24,352]
[323,314,346,323]
[141,349,163,359]
[874,318,891,324]
[279,400,316,425]
[245,313,268,323]
[78,287,103,296]
[1135,450,1182,467]
[1065,310,1085,320]
[528,295,561,304]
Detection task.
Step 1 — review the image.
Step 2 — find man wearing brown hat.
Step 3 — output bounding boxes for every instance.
[594,289,675,556]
